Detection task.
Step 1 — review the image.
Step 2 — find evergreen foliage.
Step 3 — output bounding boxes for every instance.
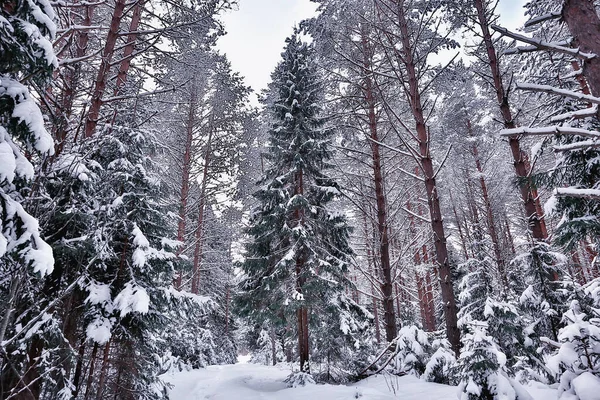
[236,34,371,379]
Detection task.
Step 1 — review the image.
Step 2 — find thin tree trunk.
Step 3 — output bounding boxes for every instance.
[294,164,310,372]
[95,340,111,400]
[175,88,198,289]
[114,0,146,92]
[503,212,516,255]
[191,121,213,294]
[56,2,93,153]
[449,192,470,260]
[361,32,397,342]
[84,0,127,138]
[467,119,509,291]
[83,343,99,400]
[72,340,86,398]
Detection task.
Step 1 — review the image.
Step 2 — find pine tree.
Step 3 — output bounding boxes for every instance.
[236,34,370,377]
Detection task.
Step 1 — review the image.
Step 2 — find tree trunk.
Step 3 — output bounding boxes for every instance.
[294,164,310,372]
[175,88,198,289]
[55,2,94,153]
[95,340,111,400]
[449,192,470,260]
[72,340,86,398]
[114,0,146,92]
[83,343,99,400]
[394,0,460,354]
[84,0,127,137]
[562,0,600,97]
[191,121,213,294]
[467,119,509,291]
[473,0,547,241]
[361,32,397,342]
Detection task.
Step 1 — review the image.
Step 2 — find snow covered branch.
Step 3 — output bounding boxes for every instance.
[551,106,598,122]
[555,188,600,200]
[516,82,600,105]
[523,12,562,28]
[492,24,596,60]
[500,125,600,138]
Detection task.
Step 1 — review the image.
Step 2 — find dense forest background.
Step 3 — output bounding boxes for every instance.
[2,0,600,399]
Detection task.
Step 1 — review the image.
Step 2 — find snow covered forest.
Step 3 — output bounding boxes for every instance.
[3,0,600,398]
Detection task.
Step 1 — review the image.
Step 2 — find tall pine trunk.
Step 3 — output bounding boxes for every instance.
[361,32,397,342]
[467,119,508,290]
[394,0,460,354]
[175,88,197,289]
[473,0,547,241]
[192,120,213,294]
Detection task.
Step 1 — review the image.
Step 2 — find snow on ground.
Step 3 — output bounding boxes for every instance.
[162,362,557,400]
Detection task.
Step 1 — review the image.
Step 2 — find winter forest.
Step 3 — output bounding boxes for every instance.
[4,0,600,398]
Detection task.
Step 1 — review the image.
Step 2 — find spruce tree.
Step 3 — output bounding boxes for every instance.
[0,1,58,396]
[236,34,370,377]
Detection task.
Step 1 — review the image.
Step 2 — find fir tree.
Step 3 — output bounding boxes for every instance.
[236,34,370,377]
[0,1,58,396]
[549,278,600,399]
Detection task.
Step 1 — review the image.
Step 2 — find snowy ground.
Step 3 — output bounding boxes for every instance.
[162,358,558,400]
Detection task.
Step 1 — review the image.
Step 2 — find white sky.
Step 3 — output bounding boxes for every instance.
[216,0,528,100]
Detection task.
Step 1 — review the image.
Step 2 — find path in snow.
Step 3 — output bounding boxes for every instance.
[162,361,557,400]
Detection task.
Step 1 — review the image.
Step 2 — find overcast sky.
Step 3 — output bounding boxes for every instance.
[216,0,528,99]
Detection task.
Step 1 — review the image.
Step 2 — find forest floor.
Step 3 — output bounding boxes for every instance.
[162,357,558,399]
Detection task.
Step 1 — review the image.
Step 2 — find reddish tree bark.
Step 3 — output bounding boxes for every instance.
[392,0,460,354]
[362,208,381,344]
[562,0,600,97]
[83,343,99,400]
[55,3,94,153]
[114,0,146,92]
[294,165,310,372]
[360,32,397,342]
[83,0,127,137]
[473,0,547,241]
[95,340,111,400]
[467,119,509,290]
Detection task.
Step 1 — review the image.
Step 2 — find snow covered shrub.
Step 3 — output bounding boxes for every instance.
[285,371,316,387]
[392,325,431,376]
[458,329,533,400]
[457,258,496,329]
[484,298,552,382]
[423,339,457,385]
[548,279,600,400]
[512,243,568,341]
[246,324,289,366]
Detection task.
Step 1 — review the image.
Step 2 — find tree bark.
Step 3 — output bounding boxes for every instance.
[191,121,213,294]
[55,2,94,153]
[562,0,600,97]
[294,164,310,372]
[394,0,460,354]
[83,0,127,137]
[83,343,99,400]
[467,119,509,291]
[361,32,397,342]
[473,0,547,241]
[175,88,198,289]
[114,0,146,92]
[95,340,111,400]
